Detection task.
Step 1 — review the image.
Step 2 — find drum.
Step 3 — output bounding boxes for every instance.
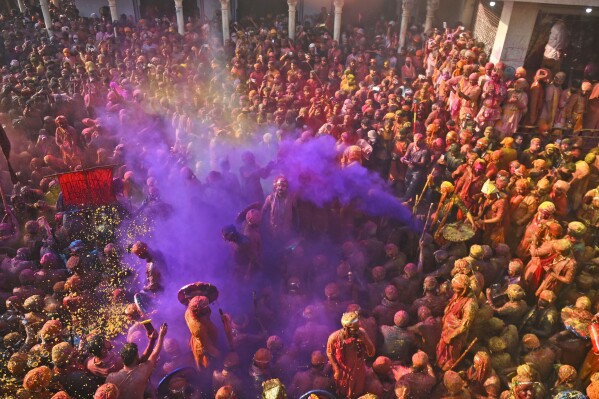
[299,391,337,399]
[177,282,219,306]
[157,367,202,399]
[134,292,153,316]
[589,323,599,354]
[489,283,508,305]
[441,222,476,243]
[561,306,593,339]
[554,391,587,399]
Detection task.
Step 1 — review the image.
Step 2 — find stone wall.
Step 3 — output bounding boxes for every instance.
[498,2,539,68]
[75,0,138,19]
[472,2,501,55]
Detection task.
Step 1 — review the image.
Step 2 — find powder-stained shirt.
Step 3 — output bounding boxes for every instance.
[106,360,155,399]
[404,143,430,170]
[86,351,123,379]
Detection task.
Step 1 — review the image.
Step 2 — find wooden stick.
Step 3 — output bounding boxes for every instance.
[419,203,435,245]
[413,173,433,213]
[449,337,478,371]
[44,164,120,178]
[412,99,418,135]
[412,194,419,214]
[219,308,235,351]
[0,184,7,213]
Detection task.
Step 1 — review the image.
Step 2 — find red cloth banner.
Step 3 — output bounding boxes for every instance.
[57,167,116,207]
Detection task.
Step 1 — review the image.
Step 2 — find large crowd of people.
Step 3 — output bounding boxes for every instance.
[1,1,599,399]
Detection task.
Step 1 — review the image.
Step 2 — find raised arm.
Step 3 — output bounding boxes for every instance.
[138,329,158,363]
[148,323,168,364]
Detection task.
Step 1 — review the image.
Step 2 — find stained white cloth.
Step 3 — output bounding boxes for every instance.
[543,21,568,61]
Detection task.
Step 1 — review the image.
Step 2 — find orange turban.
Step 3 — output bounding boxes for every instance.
[23,366,52,391]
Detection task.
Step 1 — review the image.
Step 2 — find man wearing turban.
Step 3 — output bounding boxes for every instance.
[436,273,478,371]
[476,179,507,245]
[326,311,375,398]
[131,241,166,294]
[23,365,52,392]
[94,383,119,399]
[524,69,550,126]
[565,81,592,132]
[261,176,298,241]
[54,115,83,169]
[463,351,500,399]
[584,81,599,129]
[535,239,577,297]
[430,181,475,246]
[540,71,566,128]
[520,290,559,340]
[500,78,529,136]
[521,333,557,381]
[185,296,221,369]
[396,351,436,398]
[516,201,557,262]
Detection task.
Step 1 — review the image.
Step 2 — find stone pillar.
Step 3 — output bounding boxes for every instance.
[490,0,514,64]
[460,0,476,28]
[108,0,118,22]
[333,0,344,42]
[424,0,439,33]
[220,0,230,43]
[174,0,185,35]
[398,0,414,52]
[198,0,205,22]
[39,0,53,36]
[288,0,297,40]
[231,0,237,21]
[17,0,25,12]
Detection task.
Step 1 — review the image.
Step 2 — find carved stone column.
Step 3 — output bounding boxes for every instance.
[333,0,344,42]
[220,0,230,43]
[424,0,439,33]
[288,0,298,40]
[460,0,476,28]
[398,0,414,52]
[39,0,53,36]
[107,0,118,22]
[174,0,185,35]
